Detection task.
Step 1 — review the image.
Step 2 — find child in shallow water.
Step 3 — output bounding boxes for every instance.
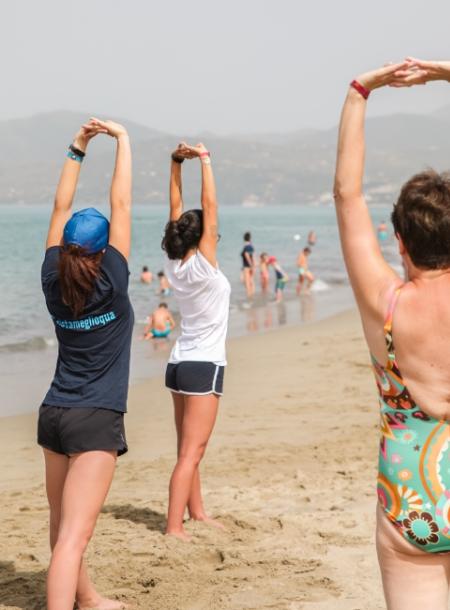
[157,270,171,296]
[143,303,175,339]
[259,252,270,294]
[267,256,289,303]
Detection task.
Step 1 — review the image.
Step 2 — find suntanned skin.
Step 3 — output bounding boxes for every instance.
[143,305,175,339]
[158,273,170,294]
[45,118,131,610]
[165,142,225,541]
[334,58,450,610]
[259,253,270,294]
[296,249,314,295]
[242,239,256,299]
[140,269,153,284]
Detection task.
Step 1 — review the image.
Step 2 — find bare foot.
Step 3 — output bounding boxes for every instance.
[191,516,226,531]
[77,598,128,610]
[165,530,191,542]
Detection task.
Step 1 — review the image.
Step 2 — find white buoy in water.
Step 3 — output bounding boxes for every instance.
[294,234,301,241]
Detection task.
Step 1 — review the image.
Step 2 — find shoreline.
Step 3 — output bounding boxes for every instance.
[0,307,386,609]
[0,285,354,418]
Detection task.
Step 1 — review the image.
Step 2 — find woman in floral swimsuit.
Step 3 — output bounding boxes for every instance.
[334,58,450,610]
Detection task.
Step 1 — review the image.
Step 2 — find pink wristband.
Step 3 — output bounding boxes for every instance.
[199,151,210,158]
[350,79,370,100]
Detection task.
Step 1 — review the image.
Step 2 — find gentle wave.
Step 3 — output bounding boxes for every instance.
[310,278,330,292]
[0,336,56,353]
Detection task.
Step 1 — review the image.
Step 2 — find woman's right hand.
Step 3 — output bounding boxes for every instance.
[89,117,128,139]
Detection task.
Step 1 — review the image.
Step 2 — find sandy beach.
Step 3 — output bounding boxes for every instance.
[0,309,386,610]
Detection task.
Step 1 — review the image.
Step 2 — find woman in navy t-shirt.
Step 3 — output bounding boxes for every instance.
[241,231,255,300]
[38,118,132,610]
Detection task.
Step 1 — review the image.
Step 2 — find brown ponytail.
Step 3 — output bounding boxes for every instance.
[58,245,103,317]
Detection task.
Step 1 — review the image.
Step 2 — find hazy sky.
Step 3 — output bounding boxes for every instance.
[2,0,450,134]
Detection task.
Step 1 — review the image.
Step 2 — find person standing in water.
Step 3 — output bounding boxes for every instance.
[259,252,270,294]
[307,230,317,247]
[296,247,314,294]
[334,58,450,610]
[157,270,171,296]
[268,256,288,303]
[241,231,255,299]
[38,118,132,610]
[142,302,175,340]
[162,142,230,541]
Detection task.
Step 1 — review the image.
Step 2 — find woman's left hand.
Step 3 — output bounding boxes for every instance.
[388,57,450,87]
[354,61,410,92]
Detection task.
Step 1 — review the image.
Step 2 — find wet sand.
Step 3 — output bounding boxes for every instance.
[0,309,386,610]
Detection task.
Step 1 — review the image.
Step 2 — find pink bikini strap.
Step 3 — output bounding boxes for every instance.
[383,285,402,334]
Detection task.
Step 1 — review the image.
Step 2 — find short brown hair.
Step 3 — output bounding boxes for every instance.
[391,170,450,269]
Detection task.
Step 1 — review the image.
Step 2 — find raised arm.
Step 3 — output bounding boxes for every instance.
[90,118,132,260]
[169,145,185,221]
[333,63,408,318]
[178,142,218,266]
[46,123,105,249]
[198,144,219,266]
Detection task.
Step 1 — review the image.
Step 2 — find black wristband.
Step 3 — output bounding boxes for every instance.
[69,143,86,158]
[171,153,184,164]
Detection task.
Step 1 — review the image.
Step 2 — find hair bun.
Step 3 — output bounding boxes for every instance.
[162,210,204,260]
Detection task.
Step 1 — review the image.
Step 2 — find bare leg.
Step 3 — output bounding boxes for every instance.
[376,504,450,610]
[45,450,125,609]
[305,272,314,295]
[261,276,268,294]
[244,268,255,299]
[167,393,219,540]
[172,393,210,523]
[46,451,118,610]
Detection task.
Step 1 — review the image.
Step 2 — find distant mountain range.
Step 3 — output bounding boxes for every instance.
[2,107,450,205]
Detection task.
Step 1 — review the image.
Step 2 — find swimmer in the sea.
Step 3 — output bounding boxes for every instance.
[307,230,317,246]
[143,303,175,340]
[296,247,314,295]
[377,220,388,242]
[140,265,153,284]
[157,270,171,296]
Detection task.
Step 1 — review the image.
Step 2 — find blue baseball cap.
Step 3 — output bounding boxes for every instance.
[63,208,110,254]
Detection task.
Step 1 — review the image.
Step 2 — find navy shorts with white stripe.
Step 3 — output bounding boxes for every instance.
[165,361,225,396]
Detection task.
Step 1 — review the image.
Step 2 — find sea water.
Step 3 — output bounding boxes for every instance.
[0,203,398,415]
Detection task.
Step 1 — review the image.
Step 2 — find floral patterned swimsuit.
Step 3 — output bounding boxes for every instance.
[373,288,450,553]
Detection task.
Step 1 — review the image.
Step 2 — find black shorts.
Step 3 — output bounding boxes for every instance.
[165,361,225,396]
[37,405,128,457]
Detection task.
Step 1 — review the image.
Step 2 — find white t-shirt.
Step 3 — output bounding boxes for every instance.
[165,251,231,365]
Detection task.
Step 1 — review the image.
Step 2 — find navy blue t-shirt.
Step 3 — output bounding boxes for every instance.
[241,243,254,268]
[41,245,134,413]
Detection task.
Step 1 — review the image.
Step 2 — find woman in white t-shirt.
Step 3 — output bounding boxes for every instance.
[162,141,231,540]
